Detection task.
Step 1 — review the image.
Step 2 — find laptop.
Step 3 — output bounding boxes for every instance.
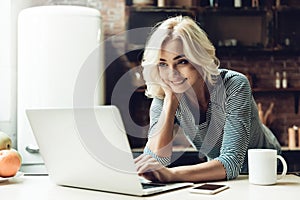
[26,106,193,196]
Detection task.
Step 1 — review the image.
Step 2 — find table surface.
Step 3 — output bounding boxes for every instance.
[1,174,299,200]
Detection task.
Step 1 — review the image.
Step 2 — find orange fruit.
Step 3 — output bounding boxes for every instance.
[0,149,22,177]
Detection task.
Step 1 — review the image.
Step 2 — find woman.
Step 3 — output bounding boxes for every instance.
[134,16,281,183]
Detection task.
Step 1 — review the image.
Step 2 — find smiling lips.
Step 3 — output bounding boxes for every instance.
[169,77,188,86]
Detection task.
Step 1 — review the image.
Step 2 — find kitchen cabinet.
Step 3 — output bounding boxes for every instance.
[125,3,300,53]
[200,6,300,56]
[126,6,196,51]
[200,7,273,50]
[275,6,300,51]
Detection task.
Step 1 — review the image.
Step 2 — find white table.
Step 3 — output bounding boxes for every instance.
[1,174,299,200]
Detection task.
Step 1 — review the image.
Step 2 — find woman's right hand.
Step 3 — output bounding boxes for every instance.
[160,82,181,115]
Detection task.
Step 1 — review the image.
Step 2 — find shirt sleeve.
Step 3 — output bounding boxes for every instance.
[143,97,172,166]
[143,146,171,166]
[214,73,252,180]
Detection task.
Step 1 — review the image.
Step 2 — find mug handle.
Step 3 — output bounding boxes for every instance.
[277,155,288,180]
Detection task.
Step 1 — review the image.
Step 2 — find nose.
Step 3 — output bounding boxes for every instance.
[167,67,180,79]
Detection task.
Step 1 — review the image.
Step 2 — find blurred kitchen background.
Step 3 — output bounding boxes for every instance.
[0,0,299,172]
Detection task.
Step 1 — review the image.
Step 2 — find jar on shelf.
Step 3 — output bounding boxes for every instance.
[282,71,288,89]
[275,72,281,89]
[132,0,155,6]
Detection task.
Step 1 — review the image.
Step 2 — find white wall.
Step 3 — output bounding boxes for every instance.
[0,0,47,148]
[0,1,12,123]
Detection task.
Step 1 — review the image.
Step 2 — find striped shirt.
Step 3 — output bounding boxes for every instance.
[144,69,281,180]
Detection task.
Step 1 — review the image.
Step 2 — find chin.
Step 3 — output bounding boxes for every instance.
[170,85,190,94]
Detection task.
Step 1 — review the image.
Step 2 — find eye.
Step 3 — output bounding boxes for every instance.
[157,62,168,68]
[177,59,189,65]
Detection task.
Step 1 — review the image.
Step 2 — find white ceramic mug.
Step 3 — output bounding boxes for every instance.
[248,149,288,185]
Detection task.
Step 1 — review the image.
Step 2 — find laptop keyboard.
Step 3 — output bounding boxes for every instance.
[142,182,166,189]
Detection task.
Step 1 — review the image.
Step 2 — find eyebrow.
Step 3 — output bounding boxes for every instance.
[159,54,185,62]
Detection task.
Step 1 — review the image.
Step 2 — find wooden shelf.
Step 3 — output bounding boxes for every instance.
[253,88,300,114]
[253,87,300,93]
[281,146,300,151]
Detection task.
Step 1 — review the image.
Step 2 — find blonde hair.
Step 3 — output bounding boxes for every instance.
[141,16,220,99]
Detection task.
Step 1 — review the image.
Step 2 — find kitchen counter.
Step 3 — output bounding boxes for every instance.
[1,174,299,200]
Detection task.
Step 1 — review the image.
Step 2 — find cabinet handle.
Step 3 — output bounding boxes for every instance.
[25,145,40,154]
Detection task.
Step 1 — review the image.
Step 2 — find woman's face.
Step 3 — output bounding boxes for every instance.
[158,39,202,94]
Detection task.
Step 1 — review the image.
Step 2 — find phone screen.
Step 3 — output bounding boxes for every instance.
[189,183,229,194]
[193,184,226,190]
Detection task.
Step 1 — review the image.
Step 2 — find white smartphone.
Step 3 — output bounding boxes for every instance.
[189,183,229,195]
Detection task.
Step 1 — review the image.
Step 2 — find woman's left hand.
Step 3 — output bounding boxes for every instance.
[134,154,175,183]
